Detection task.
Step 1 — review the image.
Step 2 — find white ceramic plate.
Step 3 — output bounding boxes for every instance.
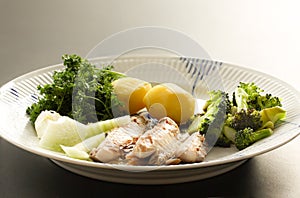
[1,55,300,185]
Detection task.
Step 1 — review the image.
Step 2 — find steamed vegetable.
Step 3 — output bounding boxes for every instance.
[223,82,286,150]
[235,127,273,150]
[227,109,262,132]
[112,76,152,115]
[143,83,195,124]
[260,106,287,129]
[60,133,106,160]
[233,82,282,111]
[186,90,231,147]
[26,54,125,124]
[34,110,130,152]
[186,82,286,150]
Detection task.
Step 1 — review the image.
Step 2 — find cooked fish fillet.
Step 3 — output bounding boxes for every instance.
[175,132,206,163]
[126,117,182,165]
[89,112,155,163]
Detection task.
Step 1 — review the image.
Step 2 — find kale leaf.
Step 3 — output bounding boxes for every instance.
[26,54,125,124]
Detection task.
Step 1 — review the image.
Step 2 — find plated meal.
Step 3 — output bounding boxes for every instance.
[1,54,299,184]
[25,54,286,166]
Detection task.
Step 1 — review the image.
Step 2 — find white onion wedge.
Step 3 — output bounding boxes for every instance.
[60,133,106,160]
[34,110,130,152]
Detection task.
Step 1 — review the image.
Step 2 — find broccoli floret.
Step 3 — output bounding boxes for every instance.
[229,109,262,131]
[238,82,263,96]
[203,90,232,114]
[186,82,285,150]
[233,87,251,111]
[252,93,282,110]
[187,90,229,147]
[233,82,282,111]
[187,90,229,134]
[235,127,273,150]
[222,82,282,150]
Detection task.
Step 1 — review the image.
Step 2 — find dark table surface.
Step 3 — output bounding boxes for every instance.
[1,1,300,197]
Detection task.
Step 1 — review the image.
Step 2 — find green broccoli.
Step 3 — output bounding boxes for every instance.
[222,108,263,147]
[235,127,273,150]
[222,82,285,150]
[253,93,282,110]
[233,82,282,111]
[228,108,262,131]
[187,90,231,147]
[180,82,286,150]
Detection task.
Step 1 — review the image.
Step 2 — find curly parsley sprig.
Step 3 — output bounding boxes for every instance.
[26,54,125,124]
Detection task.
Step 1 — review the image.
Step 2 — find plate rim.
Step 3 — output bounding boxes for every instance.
[1,55,300,172]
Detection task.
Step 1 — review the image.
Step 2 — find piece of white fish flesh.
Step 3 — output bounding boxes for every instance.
[175,132,207,163]
[89,112,156,163]
[126,117,182,165]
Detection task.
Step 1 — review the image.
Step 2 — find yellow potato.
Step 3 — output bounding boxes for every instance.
[112,77,152,114]
[143,83,195,124]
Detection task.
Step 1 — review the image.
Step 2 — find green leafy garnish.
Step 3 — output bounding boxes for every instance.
[26,54,125,124]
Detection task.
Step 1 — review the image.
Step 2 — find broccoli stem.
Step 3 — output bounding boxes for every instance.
[235,128,273,150]
[251,128,273,142]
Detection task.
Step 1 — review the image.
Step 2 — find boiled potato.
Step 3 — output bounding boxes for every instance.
[112,77,152,114]
[143,83,195,124]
